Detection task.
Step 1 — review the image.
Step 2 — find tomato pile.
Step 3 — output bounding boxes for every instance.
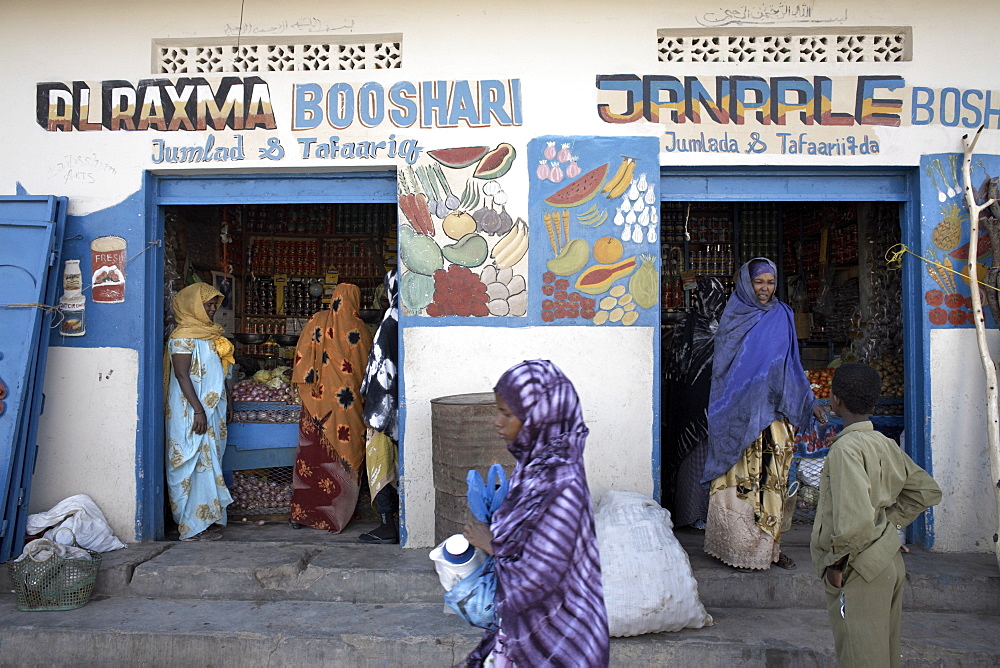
[805,368,835,399]
[540,272,597,322]
[425,265,490,317]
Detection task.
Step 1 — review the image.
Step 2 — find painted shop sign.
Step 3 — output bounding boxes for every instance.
[595,75,1000,129]
[36,76,522,133]
[596,75,1000,157]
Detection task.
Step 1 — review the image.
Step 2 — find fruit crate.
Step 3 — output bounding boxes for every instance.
[224,403,299,478]
[228,467,293,516]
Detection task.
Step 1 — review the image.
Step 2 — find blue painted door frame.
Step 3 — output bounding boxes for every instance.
[658,166,931,547]
[139,167,929,546]
[140,171,398,540]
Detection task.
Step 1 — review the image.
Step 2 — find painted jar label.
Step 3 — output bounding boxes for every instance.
[59,298,86,337]
[90,236,126,303]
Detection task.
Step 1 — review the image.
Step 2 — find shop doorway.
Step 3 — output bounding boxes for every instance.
[160,202,395,538]
[655,168,929,545]
[140,172,398,541]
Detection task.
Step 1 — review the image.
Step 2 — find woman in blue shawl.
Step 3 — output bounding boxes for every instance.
[463,360,609,667]
[702,258,827,570]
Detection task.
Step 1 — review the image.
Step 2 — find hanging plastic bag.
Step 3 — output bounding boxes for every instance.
[466,463,508,523]
[442,464,508,629]
[443,554,499,630]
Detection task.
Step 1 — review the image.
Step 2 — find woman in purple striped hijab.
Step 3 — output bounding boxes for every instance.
[463,360,610,667]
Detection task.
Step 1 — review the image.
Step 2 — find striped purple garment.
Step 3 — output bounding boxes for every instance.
[466,360,610,667]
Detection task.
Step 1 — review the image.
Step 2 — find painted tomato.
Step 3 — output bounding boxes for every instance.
[945,293,965,309]
[929,308,948,325]
[948,308,967,326]
[581,307,596,319]
[542,299,554,310]
[554,290,569,301]
[924,290,944,307]
[967,310,978,325]
[964,295,973,309]
[541,310,555,322]
[542,271,556,283]
[554,278,570,291]
[542,284,555,296]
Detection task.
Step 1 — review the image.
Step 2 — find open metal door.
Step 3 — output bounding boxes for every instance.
[0,195,66,562]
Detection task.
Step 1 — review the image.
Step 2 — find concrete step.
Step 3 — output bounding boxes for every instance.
[1,594,997,667]
[4,525,997,615]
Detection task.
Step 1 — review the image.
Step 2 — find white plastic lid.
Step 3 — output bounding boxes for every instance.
[444,534,470,556]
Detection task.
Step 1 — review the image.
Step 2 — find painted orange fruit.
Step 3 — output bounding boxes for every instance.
[592,236,624,264]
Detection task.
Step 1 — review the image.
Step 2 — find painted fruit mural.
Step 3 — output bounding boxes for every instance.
[922,154,995,328]
[398,144,527,317]
[531,136,660,326]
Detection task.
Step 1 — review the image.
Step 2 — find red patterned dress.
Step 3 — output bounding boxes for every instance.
[289,283,372,532]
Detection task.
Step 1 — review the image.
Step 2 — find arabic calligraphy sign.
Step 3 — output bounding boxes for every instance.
[694,2,847,26]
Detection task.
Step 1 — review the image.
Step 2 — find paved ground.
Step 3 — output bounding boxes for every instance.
[1,522,998,666]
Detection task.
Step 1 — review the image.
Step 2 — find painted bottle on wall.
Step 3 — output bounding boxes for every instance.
[59,259,86,336]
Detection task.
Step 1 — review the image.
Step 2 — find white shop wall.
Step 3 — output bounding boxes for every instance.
[929,329,1000,552]
[402,327,654,547]
[1,0,999,548]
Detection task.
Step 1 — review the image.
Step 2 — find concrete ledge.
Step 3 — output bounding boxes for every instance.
[127,542,444,603]
[1,596,998,667]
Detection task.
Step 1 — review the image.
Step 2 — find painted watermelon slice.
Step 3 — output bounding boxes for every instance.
[427,146,490,169]
[544,163,609,207]
[949,232,992,261]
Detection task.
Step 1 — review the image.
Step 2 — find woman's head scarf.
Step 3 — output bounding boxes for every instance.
[749,259,774,279]
[292,283,373,470]
[467,360,609,667]
[493,359,588,468]
[702,258,814,485]
[169,282,234,374]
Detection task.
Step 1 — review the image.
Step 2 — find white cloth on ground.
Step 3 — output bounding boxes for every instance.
[26,493,126,552]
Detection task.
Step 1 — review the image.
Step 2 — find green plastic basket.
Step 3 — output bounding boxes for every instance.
[7,536,102,611]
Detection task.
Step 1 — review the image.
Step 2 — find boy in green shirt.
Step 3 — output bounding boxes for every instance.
[810,363,942,667]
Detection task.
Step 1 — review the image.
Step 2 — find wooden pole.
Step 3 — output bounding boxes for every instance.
[961,126,1000,570]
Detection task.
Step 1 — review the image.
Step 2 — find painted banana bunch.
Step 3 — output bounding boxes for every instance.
[602,156,637,200]
[491,218,529,269]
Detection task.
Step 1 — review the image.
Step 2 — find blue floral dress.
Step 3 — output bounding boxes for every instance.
[166,338,232,539]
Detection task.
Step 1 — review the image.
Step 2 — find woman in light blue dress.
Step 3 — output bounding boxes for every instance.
[165,283,236,541]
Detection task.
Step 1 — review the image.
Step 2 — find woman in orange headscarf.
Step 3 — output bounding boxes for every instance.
[289,283,373,532]
[166,282,236,541]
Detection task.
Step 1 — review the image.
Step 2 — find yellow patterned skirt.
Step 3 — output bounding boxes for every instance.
[704,419,795,570]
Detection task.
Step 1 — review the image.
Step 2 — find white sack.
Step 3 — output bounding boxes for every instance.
[594,490,712,637]
[26,494,126,552]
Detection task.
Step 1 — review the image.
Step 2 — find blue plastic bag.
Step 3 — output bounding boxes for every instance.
[466,463,508,524]
[444,555,499,630]
[444,464,508,630]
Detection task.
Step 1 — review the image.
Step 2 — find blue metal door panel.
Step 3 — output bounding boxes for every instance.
[0,195,65,561]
